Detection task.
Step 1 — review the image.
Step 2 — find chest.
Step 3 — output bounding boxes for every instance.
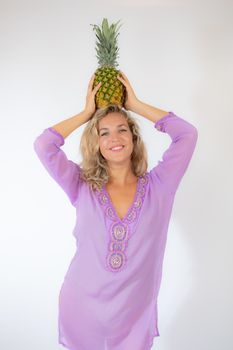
[105,182,138,220]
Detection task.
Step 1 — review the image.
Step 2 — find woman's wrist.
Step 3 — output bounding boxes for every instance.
[130,98,143,114]
[131,100,169,123]
[82,109,93,121]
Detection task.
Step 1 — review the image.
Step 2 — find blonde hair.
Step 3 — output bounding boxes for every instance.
[79,105,148,192]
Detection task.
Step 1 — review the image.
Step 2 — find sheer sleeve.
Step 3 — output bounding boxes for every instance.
[149,111,198,194]
[33,127,82,206]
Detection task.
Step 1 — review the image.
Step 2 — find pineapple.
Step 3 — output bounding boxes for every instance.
[90,18,126,109]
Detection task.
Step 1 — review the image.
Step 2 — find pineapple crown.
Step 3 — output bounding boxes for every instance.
[90,18,123,68]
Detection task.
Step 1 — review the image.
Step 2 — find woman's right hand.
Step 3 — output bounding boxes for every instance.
[84,74,102,118]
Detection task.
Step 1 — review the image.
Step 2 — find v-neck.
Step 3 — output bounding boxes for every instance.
[96,173,149,272]
[102,177,140,223]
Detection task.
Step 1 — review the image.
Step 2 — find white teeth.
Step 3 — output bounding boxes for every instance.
[111,146,124,150]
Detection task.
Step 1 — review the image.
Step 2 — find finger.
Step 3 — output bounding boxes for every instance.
[118,70,125,78]
[117,74,124,81]
[119,71,129,83]
[93,81,102,93]
[117,71,124,79]
[87,81,96,97]
[117,75,127,85]
[88,74,96,89]
[117,75,127,86]
[88,74,95,84]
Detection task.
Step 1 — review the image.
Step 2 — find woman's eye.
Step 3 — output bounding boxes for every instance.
[100,129,127,137]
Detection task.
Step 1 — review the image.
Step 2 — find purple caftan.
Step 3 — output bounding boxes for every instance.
[33,111,198,350]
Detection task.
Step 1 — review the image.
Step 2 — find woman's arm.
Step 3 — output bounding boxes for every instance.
[149,111,198,195]
[132,101,198,195]
[116,72,169,122]
[51,73,102,139]
[51,110,92,139]
[33,74,102,205]
[33,110,89,206]
[131,99,169,124]
[33,127,82,206]
[116,71,198,194]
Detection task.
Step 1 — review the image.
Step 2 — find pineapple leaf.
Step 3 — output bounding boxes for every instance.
[102,18,109,35]
[92,18,123,67]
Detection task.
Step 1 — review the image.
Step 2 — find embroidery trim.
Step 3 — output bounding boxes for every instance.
[97,173,149,273]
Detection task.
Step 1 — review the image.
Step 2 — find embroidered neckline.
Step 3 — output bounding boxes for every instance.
[97,173,149,273]
[102,176,141,222]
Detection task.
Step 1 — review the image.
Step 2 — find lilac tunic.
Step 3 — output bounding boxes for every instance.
[33,111,198,350]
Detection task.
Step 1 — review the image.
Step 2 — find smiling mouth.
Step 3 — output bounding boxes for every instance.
[109,145,125,151]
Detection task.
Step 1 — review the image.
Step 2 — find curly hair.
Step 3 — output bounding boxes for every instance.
[78,105,148,192]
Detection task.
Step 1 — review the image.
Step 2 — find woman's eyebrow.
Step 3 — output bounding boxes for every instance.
[99,124,128,131]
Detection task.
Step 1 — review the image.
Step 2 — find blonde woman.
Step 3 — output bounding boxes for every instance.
[33,71,198,350]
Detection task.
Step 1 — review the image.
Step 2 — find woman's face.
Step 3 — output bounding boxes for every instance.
[98,112,134,165]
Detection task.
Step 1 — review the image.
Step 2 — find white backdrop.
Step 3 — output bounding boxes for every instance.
[1,0,233,349]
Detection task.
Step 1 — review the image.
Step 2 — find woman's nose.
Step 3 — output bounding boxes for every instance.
[110,132,121,141]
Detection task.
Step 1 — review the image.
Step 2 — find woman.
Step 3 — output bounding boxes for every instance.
[33,71,198,350]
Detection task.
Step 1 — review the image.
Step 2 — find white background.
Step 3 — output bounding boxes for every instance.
[1,0,233,349]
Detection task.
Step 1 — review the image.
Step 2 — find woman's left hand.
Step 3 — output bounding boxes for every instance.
[117,71,140,111]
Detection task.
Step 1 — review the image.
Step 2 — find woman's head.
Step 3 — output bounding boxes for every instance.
[79,105,148,191]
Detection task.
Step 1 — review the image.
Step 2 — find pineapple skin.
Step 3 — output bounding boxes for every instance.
[93,66,126,109]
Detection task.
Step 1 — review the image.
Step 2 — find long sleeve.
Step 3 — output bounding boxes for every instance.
[33,127,82,206]
[149,111,198,194]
